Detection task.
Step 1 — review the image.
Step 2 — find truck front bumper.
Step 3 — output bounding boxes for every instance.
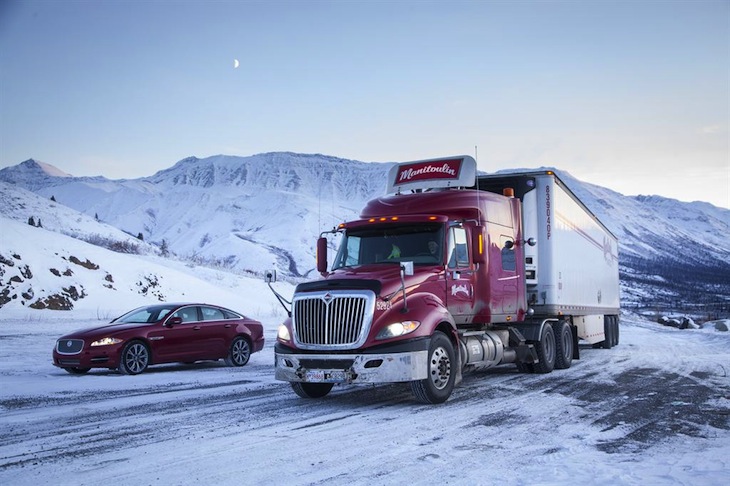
[275,339,430,384]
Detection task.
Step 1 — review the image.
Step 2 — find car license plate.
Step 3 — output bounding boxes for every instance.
[305,370,347,383]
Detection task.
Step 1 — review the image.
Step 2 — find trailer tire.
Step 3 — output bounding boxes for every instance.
[552,320,573,370]
[612,316,620,347]
[602,317,614,349]
[532,323,556,374]
[411,331,455,404]
[291,382,333,399]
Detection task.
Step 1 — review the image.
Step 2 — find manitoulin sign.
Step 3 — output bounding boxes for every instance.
[386,155,477,194]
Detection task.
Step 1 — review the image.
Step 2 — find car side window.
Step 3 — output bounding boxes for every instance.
[201,306,225,321]
[172,307,198,323]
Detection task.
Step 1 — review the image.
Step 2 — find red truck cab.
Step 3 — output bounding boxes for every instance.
[272,156,542,403]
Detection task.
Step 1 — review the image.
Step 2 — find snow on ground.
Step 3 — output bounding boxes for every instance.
[1,311,728,486]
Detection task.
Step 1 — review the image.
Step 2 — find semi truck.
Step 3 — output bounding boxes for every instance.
[267,156,620,404]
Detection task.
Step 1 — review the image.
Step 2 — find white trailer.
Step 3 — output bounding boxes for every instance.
[477,170,620,348]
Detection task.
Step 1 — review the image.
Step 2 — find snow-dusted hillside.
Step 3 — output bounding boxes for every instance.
[1,152,728,317]
[0,216,289,316]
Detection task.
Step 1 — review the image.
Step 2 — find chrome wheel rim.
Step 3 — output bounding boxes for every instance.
[125,343,148,373]
[231,339,250,365]
[429,346,451,390]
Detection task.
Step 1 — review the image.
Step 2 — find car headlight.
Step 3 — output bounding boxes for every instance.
[90,337,123,347]
[375,321,420,340]
[277,325,291,341]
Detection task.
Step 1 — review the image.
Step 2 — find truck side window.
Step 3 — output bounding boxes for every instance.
[501,236,516,271]
[447,227,469,269]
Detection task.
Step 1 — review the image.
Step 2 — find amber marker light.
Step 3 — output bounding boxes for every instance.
[428,216,437,220]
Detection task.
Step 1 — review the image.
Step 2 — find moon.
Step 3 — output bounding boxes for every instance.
[233,59,240,69]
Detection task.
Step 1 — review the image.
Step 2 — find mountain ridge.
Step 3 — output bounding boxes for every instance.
[1,152,728,317]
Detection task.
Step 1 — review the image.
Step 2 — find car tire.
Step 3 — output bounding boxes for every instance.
[291,382,334,398]
[224,336,251,367]
[118,341,150,375]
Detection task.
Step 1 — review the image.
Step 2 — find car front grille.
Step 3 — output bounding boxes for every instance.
[292,290,374,350]
[56,339,84,355]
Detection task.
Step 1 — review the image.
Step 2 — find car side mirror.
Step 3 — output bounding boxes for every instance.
[167,316,182,327]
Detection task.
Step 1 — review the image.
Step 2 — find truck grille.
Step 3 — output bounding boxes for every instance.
[292,290,375,350]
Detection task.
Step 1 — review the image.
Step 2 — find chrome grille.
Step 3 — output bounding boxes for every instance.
[292,290,375,350]
[56,339,84,355]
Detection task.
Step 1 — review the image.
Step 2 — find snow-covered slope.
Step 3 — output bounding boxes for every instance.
[1,152,728,316]
[0,216,289,316]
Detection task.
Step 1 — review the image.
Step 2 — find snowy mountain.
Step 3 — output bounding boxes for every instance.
[1,152,728,317]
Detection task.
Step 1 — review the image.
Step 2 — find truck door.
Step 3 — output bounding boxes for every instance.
[445,225,477,324]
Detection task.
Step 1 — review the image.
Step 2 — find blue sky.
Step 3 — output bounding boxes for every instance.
[1,0,728,208]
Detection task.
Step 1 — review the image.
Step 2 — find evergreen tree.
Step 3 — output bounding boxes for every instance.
[137,232,144,241]
[50,195,56,202]
[160,239,169,257]
[37,218,42,228]
[28,216,35,226]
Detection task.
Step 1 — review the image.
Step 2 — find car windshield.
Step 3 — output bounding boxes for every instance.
[114,305,179,323]
[332,223,444,269]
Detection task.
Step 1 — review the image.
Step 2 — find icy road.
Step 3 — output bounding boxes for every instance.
[1,315,728,485]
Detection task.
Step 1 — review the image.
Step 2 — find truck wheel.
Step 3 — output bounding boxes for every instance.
[411,331,456,404]
[532,323,556,374]
[552,320,573,370]
[291,382,333,399]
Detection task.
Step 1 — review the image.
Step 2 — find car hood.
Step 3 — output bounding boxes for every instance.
[60,322,154,339]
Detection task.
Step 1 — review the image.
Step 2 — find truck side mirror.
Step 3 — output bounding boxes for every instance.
[264,269,277,283]
[316,237,328,273]
[472,226,486,264]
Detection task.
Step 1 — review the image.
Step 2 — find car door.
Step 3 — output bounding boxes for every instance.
[198,306,234,358]
[153,306,208,362]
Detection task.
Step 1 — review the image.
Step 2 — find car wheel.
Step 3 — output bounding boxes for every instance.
[64,367,90,375]
[411,331,456,404]
[118,341,150,375]
[224,336,251,367]
[291,382,334,398]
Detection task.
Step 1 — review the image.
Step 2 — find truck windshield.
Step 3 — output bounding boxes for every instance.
[332,223,444,268]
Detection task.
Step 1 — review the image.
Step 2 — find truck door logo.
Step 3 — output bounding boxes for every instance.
[451,284,470,297]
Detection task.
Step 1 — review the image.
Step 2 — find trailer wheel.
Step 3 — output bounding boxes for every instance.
[411,331,455,404]
[613,316,620,347]
[602,317,614,349]
[291,382,333,399]
[532,323,556,374]
[552,320,573,370]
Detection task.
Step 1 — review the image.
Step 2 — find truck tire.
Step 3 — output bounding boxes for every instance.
[532,323,556,374]
[411,331,455,404]
[552,320,573,370]
[612,315,620,347]
[291,382,333,399]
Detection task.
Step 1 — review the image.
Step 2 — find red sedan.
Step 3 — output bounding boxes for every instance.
[53,303,264,375]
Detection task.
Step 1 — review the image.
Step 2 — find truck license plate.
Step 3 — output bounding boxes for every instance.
[305,370,347,383]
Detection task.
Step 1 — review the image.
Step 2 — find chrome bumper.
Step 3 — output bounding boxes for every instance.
[275,350,429,384]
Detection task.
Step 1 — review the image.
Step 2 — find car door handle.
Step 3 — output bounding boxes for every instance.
[224,324,232,328]
[193,326,201,331]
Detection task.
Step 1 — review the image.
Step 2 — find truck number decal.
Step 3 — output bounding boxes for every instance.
[376,300,392,311]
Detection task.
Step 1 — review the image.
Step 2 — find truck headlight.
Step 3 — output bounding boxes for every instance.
[375,321,420,340]
[90,337,123,347]
[277,325,291,341]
